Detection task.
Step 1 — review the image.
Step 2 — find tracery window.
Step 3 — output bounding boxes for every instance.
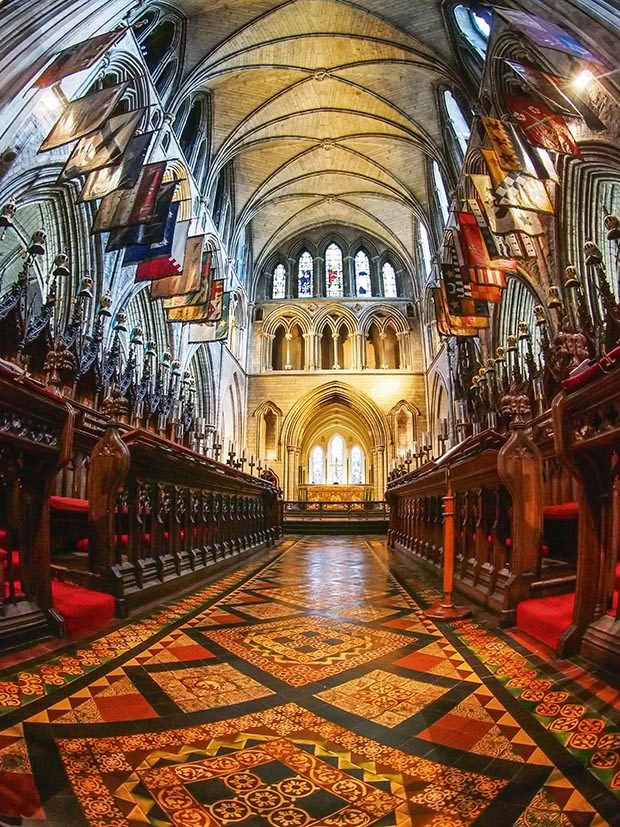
[432,161,450,225]
[354,250,372,297]
[444,90,471,159]
[298,251,313,297]
[328,434,345,483]
[350,445,364,484]
[382,262,397,298]
[453,4,491,57]
[419,222,433,278]
[309,445,324,484]
[325,243,344,298]
[272,263,286,299]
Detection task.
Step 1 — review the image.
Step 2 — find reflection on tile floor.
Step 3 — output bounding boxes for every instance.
[0,535,619,826]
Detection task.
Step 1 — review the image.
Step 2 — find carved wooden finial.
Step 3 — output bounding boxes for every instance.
[101,386,129,423]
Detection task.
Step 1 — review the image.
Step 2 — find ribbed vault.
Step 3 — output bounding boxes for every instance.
[172,0,464,285]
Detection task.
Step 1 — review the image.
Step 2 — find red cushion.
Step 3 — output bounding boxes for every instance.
[562,345,620,393]
[544,502,578,521]
[77,534,131,552]
[49,496,88,513]
[505,538,512,548]
[0,529,6,543]
[0,549,20,572]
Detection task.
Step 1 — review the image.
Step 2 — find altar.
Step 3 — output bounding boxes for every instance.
[298,484,371,503]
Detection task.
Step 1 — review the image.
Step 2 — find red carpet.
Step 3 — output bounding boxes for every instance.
[517,592,575,651]
[51,581,115,639]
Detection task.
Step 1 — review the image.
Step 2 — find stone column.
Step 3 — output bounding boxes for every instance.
[396,331,409,369]
[262,332,275,371]
[379,332,388,370]
[284,332,292,370]
[351,332,363,370]
[374,446,386,500]
[332,331,341,369]
[304,332,316,370]
[286,445,296,500]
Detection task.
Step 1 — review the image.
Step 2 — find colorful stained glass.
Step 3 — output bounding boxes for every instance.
[325,243,343,297]
[272,263,286,299]
[350,444,363,484]
[298,251,313,297]
[355,250,372,296]
[382,262,397,298]
[310,445,324,484]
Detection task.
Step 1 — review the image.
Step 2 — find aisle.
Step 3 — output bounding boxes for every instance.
[0,537,618,826]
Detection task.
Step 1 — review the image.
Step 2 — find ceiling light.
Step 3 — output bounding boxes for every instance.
[574,69,595,91]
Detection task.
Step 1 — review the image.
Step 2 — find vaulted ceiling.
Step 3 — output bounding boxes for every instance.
[171,0,467,275]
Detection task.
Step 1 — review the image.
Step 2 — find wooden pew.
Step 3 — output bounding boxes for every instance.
[87,404,282,616]
[553,370,620,670]
[0,362,73,649]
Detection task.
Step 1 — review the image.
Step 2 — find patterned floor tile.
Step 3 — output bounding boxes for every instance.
[205,615,413,686]
[148,663,274,713]
[53,703,508,827]
[316,669,450,727]
[1,536,619,826]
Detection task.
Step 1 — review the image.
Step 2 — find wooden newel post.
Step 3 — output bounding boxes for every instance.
[88,389,131,575]
[424,477,472,620]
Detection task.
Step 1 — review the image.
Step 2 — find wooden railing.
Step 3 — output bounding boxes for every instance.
[387,428,541,626]
[284,500,389,517]
[0,364,282,647]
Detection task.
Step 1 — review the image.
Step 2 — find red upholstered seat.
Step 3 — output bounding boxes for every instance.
[51,580,115,638]
[76,534,132,552]
[544,502,578,521]
[49,496,88,513]
[517,592,575,651]
[0,549,20,572]
[0,529,7,543]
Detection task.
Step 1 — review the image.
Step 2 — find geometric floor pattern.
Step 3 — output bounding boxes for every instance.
[0,535,618,826]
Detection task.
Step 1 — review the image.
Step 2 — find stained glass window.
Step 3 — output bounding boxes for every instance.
[272,263,286,299]
[298,251,313,297]
[432,161,450,224]
[350,445,364,484]
[382,262,397,298]
[354,250,372,297]
[325,243,343,297]
[454,5,491,58]
[328,434,345,483]
[309,445,324,484]
[444,90,471,157]
[419,223,432,277]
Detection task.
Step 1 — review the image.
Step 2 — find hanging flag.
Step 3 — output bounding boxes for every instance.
[33,30,126,88]
[481,117,521,171]
[507,95,580,156]
[164,253,215,322]
[457,211,517,270]
[187,293,231,343]
[78,131,153,202]
[150,235,205,298]
[441,264,490,318]
[39,82,128,151]
[469,173,545,236]
[503,60,581,119]
[134,220,191,281]
[92,161,166,233]
[494,8,606,67]
[495,170,554,214]
[432,286,487,337]
[58,107,145,181]
[164,271,222,321]
[466,197,512,260]
[110,184,178,256]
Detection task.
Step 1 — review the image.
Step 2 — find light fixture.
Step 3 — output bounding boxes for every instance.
[574,68,595,91]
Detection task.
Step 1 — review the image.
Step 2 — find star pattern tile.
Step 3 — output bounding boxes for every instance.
[148,663,274,713]
[316,669,450,727]
[0,536,618,827]
[205,615,413,686]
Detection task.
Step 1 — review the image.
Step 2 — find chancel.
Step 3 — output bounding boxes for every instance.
[1,1,620,824]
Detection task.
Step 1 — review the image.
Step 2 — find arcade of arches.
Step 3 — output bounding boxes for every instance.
[2,2,620,826]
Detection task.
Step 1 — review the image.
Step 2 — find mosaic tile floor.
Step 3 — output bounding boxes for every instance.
[0,535,619,826]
